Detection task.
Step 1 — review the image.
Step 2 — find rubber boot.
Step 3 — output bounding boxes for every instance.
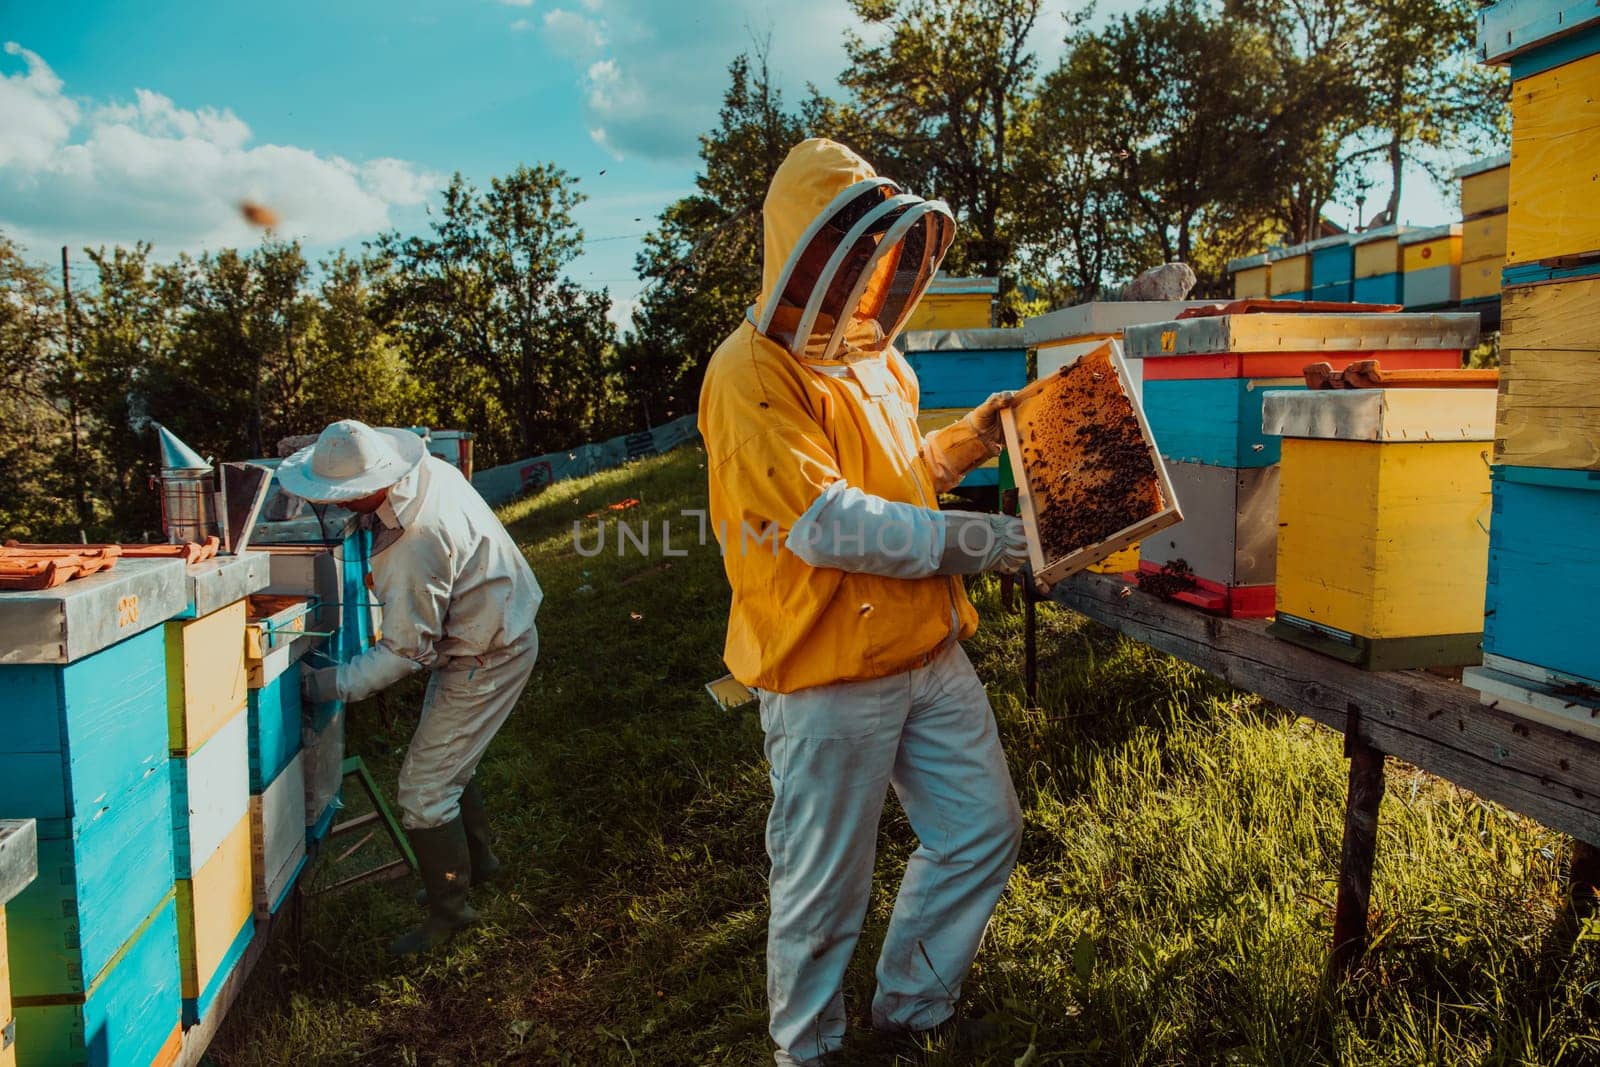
[416,782,501,905]
[389,818,480,956]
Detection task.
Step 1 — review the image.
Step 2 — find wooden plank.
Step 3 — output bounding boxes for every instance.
[1050,571,1600,845]
[1507,52,1600,265]
[1502,276,1600,350]
[1496,351,1600,469]
[171,708,249,879]
[1463,662,1600,743]
[176,817,253,1000]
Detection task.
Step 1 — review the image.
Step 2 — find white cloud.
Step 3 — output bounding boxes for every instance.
[534,0,1111,164]
[499,0,536,7]
[543,8,607,55]
[511,17,535,31]
[0,43,443,255]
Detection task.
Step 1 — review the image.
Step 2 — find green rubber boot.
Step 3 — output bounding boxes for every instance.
[389,817,480,956]
[416,781,501,905]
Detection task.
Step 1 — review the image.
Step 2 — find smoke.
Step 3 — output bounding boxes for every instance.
[127,390,152,436]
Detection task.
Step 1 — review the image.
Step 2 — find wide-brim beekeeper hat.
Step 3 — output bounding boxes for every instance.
[276,419,426,503]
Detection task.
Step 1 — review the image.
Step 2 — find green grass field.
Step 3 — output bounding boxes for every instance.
[213,445,1600,1066]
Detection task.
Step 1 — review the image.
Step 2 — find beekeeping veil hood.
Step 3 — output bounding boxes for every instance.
[753,138,955,361]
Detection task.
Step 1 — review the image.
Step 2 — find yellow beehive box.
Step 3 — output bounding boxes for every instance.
[1088,545,1140,574]
[1229,253,1270,299]
[1267,245,1311,296]
[176,816,253,1004]
[904,277,996,331]
[1507,53,1600,266]
[166,600,248,755]
[1353,228,1403,279]
[1461,211,1508,265]
[1497,276,1600,470]
[1262,388,1497,669]
[1460,256,1505,301]
[1401,226,1463,273]
[1457,153,1511,218]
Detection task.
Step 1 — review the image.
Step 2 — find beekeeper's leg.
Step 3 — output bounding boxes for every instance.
[397,634,538,830]
[871,643,1021,1032]
[390,635,537,955]
[763,674,909,1066]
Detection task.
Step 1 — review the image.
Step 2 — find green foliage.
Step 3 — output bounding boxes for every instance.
[211,447,1600,1065]
[370,166,617,467]
[0,236,76,540]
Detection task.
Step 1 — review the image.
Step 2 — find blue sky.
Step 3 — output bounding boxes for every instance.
[1,0,1459,329]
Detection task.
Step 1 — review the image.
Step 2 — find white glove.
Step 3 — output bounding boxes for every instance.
[938,513,1029,575]
[302,666,340,705]
[963,391,1017,449]
[336,644,421,703]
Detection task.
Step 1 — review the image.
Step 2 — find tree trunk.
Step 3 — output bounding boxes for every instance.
[1384,133,1403,225]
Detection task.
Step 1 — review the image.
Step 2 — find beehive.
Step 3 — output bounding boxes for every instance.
[247,666,303,793]
[903,276,997,331]
[1229,253,1270,300]
[1024,300,1209,404]
[1478,465,1600,686]
[251,753,307,921]
[1504,52,1600,274]
[1263,387,1497,669]
[1267,244,1311,300]
[1000,341,1180,586]
[1399,224,1462,308]
[1456,154,1511,302]
[1307,234,1355,302]
[1125,311,1479,616]
[0,821,38,1067]
[1352,226,1406,305]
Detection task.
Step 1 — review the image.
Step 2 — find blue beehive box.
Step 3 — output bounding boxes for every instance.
[248,667,303,792]
[1140,378,1305,467]
[0,560,189,1065]
[1483,465,1600,685]
[1307,234,1355,302]
[13,895,182,1067]
[900,328,1027,489]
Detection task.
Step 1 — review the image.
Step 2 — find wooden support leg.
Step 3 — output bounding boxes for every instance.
[1330,732,1386,974]
[1022,566,1039,704]
[1571,841,1600,910]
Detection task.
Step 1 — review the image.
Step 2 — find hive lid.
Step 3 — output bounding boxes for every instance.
[1351,225,1410,246]
[1022,301,1210,347]
[925,276,1000,296]
[1261,388,1498,442]
[898,327,1025,352]
[1476,0,1600,65]
[1227,253,1270,271]
[1453,152,1512,179]
[0,557,189,664]
[1305,233,1353,252]
[1267,243,1309,261]
[1122,311,1481,358]
[0,819,37,908]
[1399,223,1463,245]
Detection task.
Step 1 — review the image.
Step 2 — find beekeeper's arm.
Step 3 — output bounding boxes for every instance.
[922,391,1014,492]
[303,532,449,704]
[717,397,1024,579]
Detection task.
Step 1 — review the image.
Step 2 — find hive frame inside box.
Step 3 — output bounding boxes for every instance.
[1001,341,1182,586]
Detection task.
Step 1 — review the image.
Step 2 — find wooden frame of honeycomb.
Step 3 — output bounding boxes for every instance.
[1001,339,1182,587]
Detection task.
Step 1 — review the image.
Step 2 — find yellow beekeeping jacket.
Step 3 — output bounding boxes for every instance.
[697,138,990,693]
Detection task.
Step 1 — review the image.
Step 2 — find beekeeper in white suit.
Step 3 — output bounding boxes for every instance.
[278,419,542,955]
[698,138,1026,1064]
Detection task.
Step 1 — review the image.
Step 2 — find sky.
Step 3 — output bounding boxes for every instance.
[1,0,1459,331]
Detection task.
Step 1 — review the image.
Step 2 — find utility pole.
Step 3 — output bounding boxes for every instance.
[61,246,90,538]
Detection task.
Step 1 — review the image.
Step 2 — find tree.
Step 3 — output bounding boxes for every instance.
[836,0,1043,281]
[0,235,75,541]
[620,50,807,427]
[371,165,615,466]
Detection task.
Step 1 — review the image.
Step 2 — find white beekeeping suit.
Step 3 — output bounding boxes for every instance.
[279,419,542,955]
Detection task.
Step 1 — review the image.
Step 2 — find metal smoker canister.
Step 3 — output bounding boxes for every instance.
[154,423,219,544]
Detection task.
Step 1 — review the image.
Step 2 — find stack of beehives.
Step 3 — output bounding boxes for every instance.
[1463,0,1600,738]
[1124,309,1479,617]
[1456,153,1512,308]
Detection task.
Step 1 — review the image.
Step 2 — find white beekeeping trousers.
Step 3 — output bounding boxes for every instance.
[759,641,1022,1066]
[396,631,538,830]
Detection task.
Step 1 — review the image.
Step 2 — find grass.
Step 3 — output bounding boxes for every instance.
[212,445,1600,1066]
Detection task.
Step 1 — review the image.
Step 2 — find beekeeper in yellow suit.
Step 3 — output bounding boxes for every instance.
[279,420,543,955]
[698,138,1026,1065]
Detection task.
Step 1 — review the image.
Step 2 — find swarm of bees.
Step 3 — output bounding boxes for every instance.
[240,201,279,228]
[1015,346,1166,562]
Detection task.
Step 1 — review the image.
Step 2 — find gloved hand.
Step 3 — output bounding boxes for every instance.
[938,512,1030,575]
[962,391,1017,449]
[302,666,340,705]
